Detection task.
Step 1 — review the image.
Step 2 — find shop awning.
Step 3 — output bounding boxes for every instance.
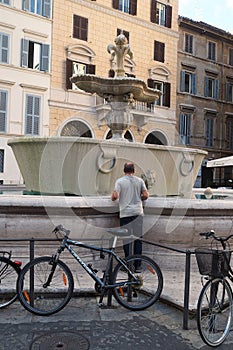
[207,156,233,167]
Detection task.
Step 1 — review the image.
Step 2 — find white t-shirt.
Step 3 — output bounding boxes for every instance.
[114,175,147,218]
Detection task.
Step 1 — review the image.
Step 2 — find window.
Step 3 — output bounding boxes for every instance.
[66,59,96,90]
[154,41,165,62]
[25,95,40,135]
[184,33,193,54]
[0,150,4,173]
[61,120,92,137]
[208,41,216,61]
[21,39,49,71]
[206,116,214,147]
[229,48,233,66]
[226,82,233,102]
[73,15,88,41]
[151,1,172,28]
[0,90,7,133]
[226,118,233,150]
[180,71,196,94]
[0,0,10,4]
[22,0,51,18]
[112,0,137,16]
[117,29,129,43]
[204,77,219,99]
[147,79,170,107]
[0,32,9,64]
[179,113,191,145]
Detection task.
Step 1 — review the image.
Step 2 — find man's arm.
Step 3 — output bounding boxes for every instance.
[111,190,119,201]
[141,189,149,201]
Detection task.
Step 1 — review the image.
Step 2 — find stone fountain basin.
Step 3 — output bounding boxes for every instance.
[8,137,207,197]
[70,75,161,103]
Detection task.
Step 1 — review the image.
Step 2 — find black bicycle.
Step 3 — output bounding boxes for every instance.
[17,225,163,316]
[0,251,22,309]
[195,230,233,347]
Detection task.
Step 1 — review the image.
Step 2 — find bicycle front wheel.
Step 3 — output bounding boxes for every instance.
[197,278,233,347]
[17,256,74,316]
[112,255,163,311]
[0,257,20,309]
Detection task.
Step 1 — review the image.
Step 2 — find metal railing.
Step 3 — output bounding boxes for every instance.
[0,236,195,330]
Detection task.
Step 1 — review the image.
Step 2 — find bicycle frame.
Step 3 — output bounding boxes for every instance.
[56,236,139,290]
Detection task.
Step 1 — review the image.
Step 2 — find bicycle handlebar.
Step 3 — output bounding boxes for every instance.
[53,225,70,236]
[199,230,233,242]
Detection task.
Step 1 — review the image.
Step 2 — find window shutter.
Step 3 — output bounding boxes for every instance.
[25,95,33,134]
[22,0,30,11]
[204,77,208,97]
[1,33,9,64]
[180,71,185,92]
[154,41,165,62]
[226,83,231,101]
[163,83,170,107]
[0,90,7,132]
[86,64,96,75]
[66,59,73,90]
[214,79,219,99]
[192,73,196,95]
[25,95,40,135]
[147,79,155,89]
[33,97,40,135]
[21,38,29,68]
[43,0,51,18]
[112,0,119,10]
[40,44,49,72]
[165,5,172,28]
[150,0,157,23]
[130,0,137,15]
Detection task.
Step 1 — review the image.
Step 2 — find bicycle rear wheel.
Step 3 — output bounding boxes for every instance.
[197,278,233,347]
[17,256,74,316]
[0,257,20,309]
[112,255,163,311]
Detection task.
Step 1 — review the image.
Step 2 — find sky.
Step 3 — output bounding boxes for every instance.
[178,0,233,33]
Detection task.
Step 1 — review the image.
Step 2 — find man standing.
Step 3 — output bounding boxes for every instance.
[111,162,149,264]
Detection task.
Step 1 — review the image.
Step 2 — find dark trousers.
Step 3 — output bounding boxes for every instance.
[120,215,143,258]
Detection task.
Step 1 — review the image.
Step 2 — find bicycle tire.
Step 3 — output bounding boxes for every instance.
[0,257,20,309]
[197,278,233,347]
[112,254,163,311]
[17,256,74,316]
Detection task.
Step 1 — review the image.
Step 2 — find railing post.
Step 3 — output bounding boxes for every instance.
[183,250,191,330]
[29,238,35,262]
[29,238,35,306]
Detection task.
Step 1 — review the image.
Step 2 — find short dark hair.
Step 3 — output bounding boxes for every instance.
[124,162,135,173]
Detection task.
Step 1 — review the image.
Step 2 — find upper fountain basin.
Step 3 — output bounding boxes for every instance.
[70,74,161,103]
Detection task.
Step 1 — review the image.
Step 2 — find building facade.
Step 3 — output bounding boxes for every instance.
[0,0,52,184]
[177,17,233,187]
[50,0,179,146]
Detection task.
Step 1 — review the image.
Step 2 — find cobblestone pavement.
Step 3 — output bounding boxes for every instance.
[1,249,233,349]
[0,296,233,350]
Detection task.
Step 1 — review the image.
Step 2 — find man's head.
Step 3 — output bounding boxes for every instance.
[124,162,135,174]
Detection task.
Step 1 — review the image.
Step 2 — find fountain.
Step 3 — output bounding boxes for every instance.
[8,33,206,199]
[7,34,227,249]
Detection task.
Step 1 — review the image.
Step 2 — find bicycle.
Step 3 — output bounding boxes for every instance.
[0,251,22,309]
[195,230,233,347]
[17,225,163,316]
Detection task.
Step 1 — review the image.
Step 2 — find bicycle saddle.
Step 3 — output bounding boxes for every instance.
[107,228,129,237]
